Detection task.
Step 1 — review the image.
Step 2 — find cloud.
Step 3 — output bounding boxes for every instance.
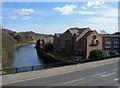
[87,1,104,7]
[9,16,18,19]
[100,8,118,17]
[21,16,32,20]
[15,9,34,16]
[82,7,87,10]
[53,4,77,15]
[77,11,96,15]
[76,17,117,24]
[87,1,94,7]
[94,1,101,5]
[1,16,18,20]
[94,6,99,9]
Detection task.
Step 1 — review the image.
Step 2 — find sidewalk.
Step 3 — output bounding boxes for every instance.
[2,57,119,84]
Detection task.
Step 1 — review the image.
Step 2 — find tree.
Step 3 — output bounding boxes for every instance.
[45,43,53,52]
[15,35,20,41]
[89,49,110,59]
[100,30,107,34]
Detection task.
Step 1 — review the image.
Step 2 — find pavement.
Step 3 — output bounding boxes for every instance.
[2,57,119,87]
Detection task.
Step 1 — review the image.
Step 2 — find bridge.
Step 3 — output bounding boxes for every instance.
[2,57,119,87]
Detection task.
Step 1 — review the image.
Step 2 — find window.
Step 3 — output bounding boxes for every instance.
[93,34,96,39]
[92,40,94,44]
[96,40,98,44]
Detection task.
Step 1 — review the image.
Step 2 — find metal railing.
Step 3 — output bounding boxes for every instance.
[2,62,73,74]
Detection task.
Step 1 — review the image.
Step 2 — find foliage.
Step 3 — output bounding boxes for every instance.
[14,34,20,41]
[45,43,53,52]
[2,33,16,68]
[89,49,110,59]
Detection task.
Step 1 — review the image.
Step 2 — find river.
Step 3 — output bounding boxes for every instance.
[12,44,43,68]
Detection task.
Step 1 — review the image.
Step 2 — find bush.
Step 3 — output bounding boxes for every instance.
[89,49,110,59]
[45,43,53,52]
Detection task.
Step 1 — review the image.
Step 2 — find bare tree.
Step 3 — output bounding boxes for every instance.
[100,30,107,34]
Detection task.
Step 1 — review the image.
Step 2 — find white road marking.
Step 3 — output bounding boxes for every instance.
[64,78,85,84]
[112,69,118,71]
[90,72,107,77]
[112,68,120,71]
[101,72,116,77]
[114,78,120,81]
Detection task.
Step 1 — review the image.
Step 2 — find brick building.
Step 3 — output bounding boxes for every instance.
[36,36,53,49]
[54,27,102,58]
[100,32,120,54]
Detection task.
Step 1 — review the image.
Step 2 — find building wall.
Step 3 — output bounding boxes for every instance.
[60,30,73,54]
[53,35,59,51]
[86,31,102,58]
[102,35,120,54]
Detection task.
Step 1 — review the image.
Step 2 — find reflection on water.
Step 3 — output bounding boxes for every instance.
[12,44,43,68]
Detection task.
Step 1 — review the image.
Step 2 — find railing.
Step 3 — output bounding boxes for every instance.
[2,62,73,75]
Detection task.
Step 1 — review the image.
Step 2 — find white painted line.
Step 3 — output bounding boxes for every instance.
[64,78,85,84]
[101,72,116,77]
[90,72,107,77]
[114,78,120,81]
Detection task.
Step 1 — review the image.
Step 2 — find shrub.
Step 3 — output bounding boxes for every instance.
[89,49,110,59]
[45,43,53,52]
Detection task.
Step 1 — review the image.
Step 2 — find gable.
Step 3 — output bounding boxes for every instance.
[76,27,91,41]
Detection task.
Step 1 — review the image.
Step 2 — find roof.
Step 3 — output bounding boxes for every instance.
[68,27,88,35]
[43,37,53,43]
[82,31,93,38]
[100,34,120,37]
[55,33,62,37]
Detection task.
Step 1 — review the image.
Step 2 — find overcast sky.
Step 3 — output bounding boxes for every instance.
[2,1,118,34]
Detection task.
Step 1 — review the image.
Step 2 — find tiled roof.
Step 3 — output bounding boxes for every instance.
[55,33,62,37]
[69,27,88,35]
[81,31,93,38]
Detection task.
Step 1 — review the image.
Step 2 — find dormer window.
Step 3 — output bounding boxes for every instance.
[93,34,96,39]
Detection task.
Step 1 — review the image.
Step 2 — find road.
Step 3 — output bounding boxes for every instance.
[3,60,119,87]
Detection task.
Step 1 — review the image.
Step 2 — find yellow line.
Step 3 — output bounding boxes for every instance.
[2,62,116,85]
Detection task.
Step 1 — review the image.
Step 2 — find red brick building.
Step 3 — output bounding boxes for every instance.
[54,27,102,58]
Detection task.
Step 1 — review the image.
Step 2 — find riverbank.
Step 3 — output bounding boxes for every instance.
[2,40,36,71]
[15,40,36,48]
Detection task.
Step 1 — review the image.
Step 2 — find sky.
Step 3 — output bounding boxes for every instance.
[2,1,119,34]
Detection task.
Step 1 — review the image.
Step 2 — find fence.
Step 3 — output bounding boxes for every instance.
[2,61,73,74]
[2,55,120,75]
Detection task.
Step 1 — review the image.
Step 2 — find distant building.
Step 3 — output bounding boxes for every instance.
[39,36,53,49]
[100,33,120,54]
[54,27,102,58]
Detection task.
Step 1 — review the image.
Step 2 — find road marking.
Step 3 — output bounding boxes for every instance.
[114,78,120,81]
[64,78,85,84]
[3,60,118,85]
[112,68,120,71]
[101,72,116,77]
[90,72,107,77]
[112,69,118,71]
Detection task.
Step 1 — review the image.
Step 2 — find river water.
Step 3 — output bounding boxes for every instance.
[12,44,43,68]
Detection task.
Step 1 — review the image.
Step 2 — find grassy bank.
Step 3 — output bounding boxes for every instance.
[2,38,36,73]
[15,40,36,48]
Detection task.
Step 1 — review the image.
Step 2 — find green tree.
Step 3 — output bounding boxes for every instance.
[45,43,53,52]
[89,49,110,59]
[15,35,20,41]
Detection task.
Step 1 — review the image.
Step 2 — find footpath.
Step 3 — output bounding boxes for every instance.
[2,57,119,85]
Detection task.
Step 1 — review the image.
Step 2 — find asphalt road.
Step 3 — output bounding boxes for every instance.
[3,60,119,87]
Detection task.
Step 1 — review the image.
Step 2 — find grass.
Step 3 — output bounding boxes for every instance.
[15,40,36,48]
